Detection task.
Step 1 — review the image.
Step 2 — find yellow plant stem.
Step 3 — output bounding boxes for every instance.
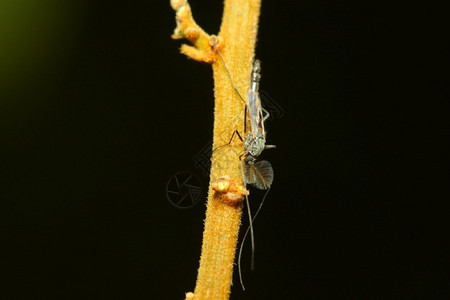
[171,0,261,299]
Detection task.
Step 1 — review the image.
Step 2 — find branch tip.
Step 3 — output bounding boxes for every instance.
[180,45,215,63]
[171,0,212,63]
[170,0,187,10]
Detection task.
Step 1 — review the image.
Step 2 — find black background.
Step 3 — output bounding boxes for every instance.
[1,1,444,299]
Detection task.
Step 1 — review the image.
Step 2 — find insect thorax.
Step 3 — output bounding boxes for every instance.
[245,134,266,158]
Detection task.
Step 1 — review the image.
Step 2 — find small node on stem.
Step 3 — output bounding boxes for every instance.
[185,292,195,300]
[209,35,223,51]
[208,35,224,63]
[212,176,247,206]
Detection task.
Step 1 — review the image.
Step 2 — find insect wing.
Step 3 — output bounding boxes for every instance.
[244,162,256,185]
[244,160,274,190]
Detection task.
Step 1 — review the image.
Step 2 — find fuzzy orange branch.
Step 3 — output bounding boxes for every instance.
[171,0,261,299]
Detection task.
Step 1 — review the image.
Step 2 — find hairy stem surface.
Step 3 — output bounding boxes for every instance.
[171,1,261,299]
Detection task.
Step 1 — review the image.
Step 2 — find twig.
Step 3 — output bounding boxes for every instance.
[171,0,261,299]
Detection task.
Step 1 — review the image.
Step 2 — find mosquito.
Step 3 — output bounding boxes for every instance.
[212,42,275,290]
[212,48,275,187]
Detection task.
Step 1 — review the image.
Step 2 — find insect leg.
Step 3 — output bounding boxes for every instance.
[262,107,270,123]
[238,186,272,290]
[212,129,244,153]
[239,160,254,286]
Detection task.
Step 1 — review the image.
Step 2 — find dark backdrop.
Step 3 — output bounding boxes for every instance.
[1,1,443,299]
